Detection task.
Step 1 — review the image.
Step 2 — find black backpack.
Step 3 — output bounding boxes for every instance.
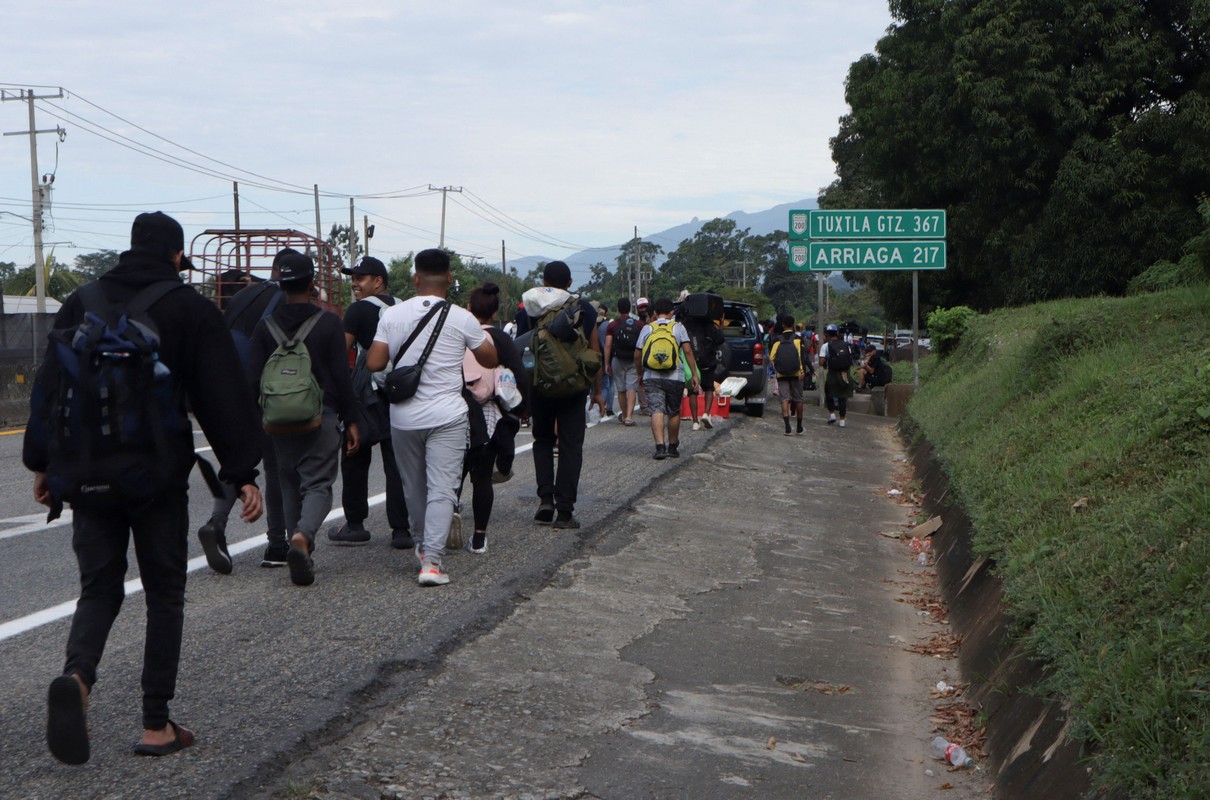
[682,319,719,369]
[224,282,282,368]
[35,280,191,507]
[772,335,803,376]
[826,340,855,370]
[611,316,641,361]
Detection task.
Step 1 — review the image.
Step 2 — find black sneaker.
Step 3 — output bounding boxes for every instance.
[534,502,555,525]
[667,442,680,458]
[391,529,415,550]
[260,540,289,568]
[654,444,667,460]
[796,420,804,435]
[552,513,581,530]
[327,522,370,545]
[197,520,232,575]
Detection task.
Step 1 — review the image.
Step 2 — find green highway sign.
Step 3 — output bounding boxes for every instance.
[789,209,947,240]
[789,240,947,271]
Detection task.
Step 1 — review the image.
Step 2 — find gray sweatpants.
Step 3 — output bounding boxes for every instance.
[391,416,468,565]
[271,414,342,544]
[209,428,286,544]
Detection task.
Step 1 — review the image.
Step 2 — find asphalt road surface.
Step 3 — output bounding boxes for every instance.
[0,410,735,799]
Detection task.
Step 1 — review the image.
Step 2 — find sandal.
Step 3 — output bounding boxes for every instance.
[132,720,195,757]
[47,674,89,765]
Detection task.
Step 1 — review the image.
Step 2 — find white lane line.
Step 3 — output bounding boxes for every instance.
[0,512,73,540]
[0,420,588,641]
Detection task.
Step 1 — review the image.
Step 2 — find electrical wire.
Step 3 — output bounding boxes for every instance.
[42,91,439,200]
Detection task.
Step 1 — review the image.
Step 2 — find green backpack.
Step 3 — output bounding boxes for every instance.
[260,313,324,433]
[532,297,602,398]
[642,323,680,371]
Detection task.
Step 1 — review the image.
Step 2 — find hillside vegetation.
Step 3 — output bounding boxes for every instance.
[902,286,1210,799]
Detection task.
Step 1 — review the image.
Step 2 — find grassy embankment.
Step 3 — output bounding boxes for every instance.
[901,285,1209,799]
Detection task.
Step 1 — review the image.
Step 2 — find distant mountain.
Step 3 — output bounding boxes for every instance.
[504,198,820,282]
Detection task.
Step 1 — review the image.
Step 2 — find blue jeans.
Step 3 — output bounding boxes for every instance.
[599,370,615,414]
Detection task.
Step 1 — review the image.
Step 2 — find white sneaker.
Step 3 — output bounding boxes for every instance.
[838,419,846,428]
[828,413,837,425]
[701,416,713,430]
[692,421,700,431]
[417,558,449,586]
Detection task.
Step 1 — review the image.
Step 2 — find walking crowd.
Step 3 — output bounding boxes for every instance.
[20,211,876,765]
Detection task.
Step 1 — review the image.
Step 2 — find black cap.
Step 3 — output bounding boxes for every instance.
[131,211,193,267]
[277,252,315,283]
[342,256,388,279]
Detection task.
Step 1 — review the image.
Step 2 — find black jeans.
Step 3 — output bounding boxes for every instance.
[530,391,587,513]
[65,490,189,730]
[825,394,848,418]
[340,434,408,532]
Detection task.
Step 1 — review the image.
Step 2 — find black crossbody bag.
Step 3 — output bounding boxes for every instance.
[383,301,450,403]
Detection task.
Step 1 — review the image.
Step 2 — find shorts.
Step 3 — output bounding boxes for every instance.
[612,358,639,392]
[776,377,804,403]
[690,365,717,395]
[642,377,683,416]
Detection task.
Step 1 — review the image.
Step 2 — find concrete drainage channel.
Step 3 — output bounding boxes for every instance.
[908,438,1123,800]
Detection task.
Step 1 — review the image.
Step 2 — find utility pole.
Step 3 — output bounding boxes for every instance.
[232,181,242,276]
[2,88,66,313]
[501,240,508,317]
[349,198,356,269]
[428,185,463,249]
[632,226,641,301]
[313,184,322,242]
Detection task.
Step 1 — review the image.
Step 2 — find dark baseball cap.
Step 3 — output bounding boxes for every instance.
[130,211,194,268]
[342,256,388,279]
[277,251,315,283]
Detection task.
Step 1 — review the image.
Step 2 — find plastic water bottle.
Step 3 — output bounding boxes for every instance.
[930,736,971,767]
[522,346,535,370]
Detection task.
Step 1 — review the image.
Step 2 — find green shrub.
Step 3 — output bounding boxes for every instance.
[1127,254,1207,295]
[925,305,978,357]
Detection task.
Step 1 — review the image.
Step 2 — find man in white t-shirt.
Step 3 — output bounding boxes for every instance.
[366,249,497,586]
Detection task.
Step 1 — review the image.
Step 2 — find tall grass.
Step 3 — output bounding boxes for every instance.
[904,286,1210,799]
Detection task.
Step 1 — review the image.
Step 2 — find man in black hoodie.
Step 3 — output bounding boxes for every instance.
[248,252,360,587]
[24,211,264,764]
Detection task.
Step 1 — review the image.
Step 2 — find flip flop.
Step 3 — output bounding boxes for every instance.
[132,720,195,757]
[47,674,89,765]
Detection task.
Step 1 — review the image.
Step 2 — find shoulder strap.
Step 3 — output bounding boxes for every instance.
[224,283,271,328]
[128,280,189,315]
[75,279,186,323]
[413,302,452,370]
[75,281,112,320]
[391,301,447,368]
[293,311,324,344]
[264,316,288,347]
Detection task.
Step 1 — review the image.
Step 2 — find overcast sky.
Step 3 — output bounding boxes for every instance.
[1,1,893,273]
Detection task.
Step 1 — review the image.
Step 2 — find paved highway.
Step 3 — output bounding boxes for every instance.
[0,412,725,798]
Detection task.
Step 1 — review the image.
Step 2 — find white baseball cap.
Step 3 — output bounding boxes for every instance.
[637,297,649,307]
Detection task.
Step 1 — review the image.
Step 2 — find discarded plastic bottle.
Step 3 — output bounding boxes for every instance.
[916,552,929,566]
[522,346,535,370]
[930,736,972,767]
